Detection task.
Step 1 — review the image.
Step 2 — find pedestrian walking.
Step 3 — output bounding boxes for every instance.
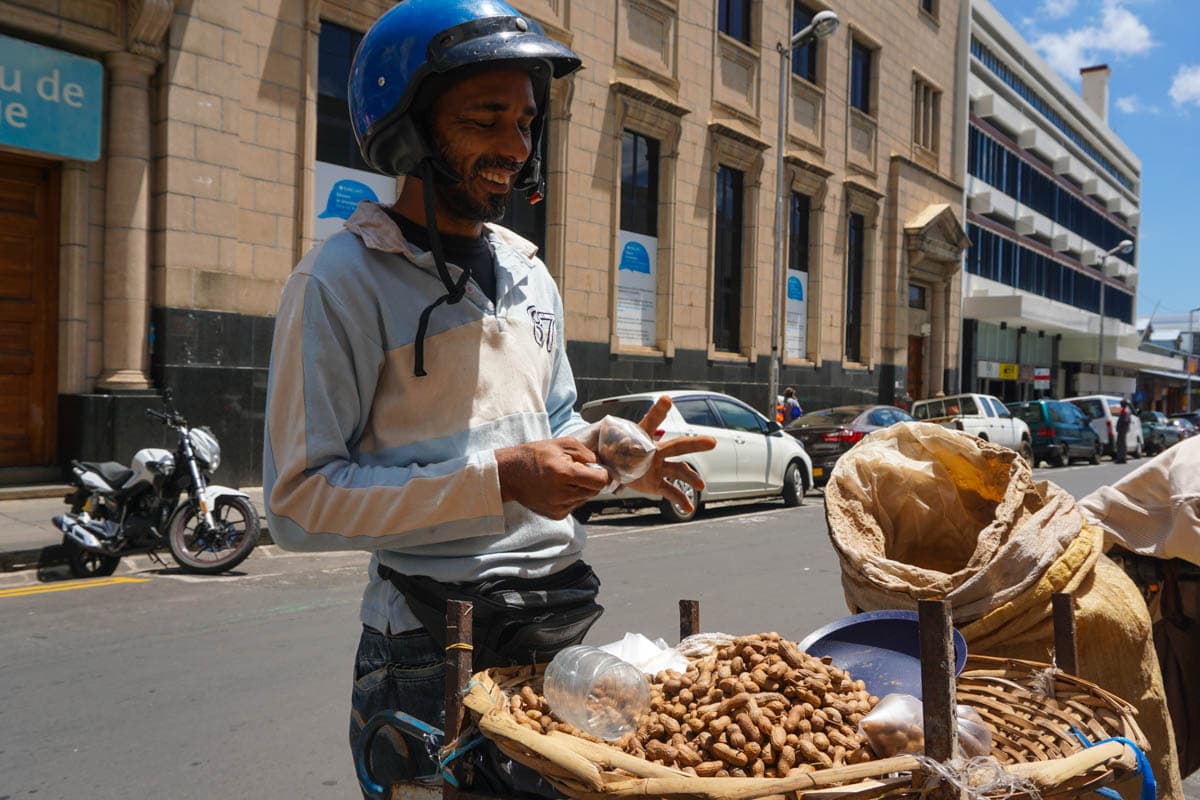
[260,1,714,792]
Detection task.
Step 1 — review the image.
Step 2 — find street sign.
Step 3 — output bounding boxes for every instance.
[1033,367,1051,390]
[0,33,103,161]
[999,362,1019,380]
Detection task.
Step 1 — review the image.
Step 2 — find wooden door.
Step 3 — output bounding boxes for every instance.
[907,335,925,400]
[0,154,59,467]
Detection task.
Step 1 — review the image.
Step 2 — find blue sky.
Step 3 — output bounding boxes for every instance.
[992,0,1200,331]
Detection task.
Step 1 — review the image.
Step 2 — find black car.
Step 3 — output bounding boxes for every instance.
[784,405,912,486]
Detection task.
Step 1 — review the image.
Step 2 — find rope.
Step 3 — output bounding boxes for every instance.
[914,754,1040,800]
[438,733,486,788]
[1071,728,1156,800]
[445,642,474,652]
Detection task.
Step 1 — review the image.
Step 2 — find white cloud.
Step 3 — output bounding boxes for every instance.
[1041,0,1078,19]
[1169,64,1200,108]
[1114,94,1160,114]
[1032,0,1155,79]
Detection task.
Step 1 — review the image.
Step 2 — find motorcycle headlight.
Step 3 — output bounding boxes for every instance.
[189,426,221,472]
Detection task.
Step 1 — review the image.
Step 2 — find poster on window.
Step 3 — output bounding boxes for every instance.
[616,230,657,347]
[313,161,398,246]
[785,269,808,359]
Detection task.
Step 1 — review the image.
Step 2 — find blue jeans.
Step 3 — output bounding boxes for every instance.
[350,625,446,795]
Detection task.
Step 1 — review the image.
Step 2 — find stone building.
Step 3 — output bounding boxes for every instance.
[0,0,970,487]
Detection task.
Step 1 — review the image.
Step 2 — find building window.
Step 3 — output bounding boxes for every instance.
[920,0,937,17]
[909,283,927,309]
[792,2,818,82]
[498,124,548,252]
[845,212,866,362]
[620,130,659,236]
[913,77,941,153]
[967,125,1135,260]
[850,41,873,114]
[719,0,752,45]
[713,165,744,352]
[789,191,811,273]
[317,21,368,170]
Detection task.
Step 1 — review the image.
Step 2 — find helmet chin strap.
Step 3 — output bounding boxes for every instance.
[412,158,473,377]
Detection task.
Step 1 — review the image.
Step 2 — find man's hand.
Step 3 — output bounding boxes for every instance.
[496,438,611,520]
[624,396,716,512]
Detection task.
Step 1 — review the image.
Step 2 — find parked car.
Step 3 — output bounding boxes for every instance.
[1142,410,1183,456]
[1006,399,1101,467]
[1169,411,1200,430]
[1171,416,1198,440]
[574,390,813,522]
[783,405,913,486]
[1064,395,1143,458]
[911,392,1033,461]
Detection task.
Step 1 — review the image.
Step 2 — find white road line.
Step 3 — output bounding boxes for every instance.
[587,503,823,539]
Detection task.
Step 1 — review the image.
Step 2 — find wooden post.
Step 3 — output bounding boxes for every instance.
[918,599,958,799]
[444,599,473,800]
[679,599,700,641]
[1052,592,1078,677]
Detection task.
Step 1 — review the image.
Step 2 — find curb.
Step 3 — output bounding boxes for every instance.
[0,484,72,502]
[0,527,274,574]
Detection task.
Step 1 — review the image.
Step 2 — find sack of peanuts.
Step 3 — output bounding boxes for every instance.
[825,421,1183,799]
[575,415,655,491]
[857,693,991,758]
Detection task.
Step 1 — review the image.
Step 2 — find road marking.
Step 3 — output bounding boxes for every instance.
[0,576,150,598]
[588,503,823,539]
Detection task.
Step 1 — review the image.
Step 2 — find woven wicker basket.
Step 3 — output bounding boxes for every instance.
[461,655,1147,800]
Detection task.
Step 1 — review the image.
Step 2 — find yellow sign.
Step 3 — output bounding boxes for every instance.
[998,363,1019,380]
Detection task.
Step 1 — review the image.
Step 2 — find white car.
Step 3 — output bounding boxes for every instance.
[573,390,814,522]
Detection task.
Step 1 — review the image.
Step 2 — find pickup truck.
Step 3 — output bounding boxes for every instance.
[911,392,1033,461]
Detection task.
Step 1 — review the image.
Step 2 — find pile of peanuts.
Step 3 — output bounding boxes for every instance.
[506,632,881,778]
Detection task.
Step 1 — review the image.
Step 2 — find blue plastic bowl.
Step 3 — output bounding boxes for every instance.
[796,610,968,699]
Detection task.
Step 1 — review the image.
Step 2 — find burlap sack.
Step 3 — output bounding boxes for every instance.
[824,422,1182,799]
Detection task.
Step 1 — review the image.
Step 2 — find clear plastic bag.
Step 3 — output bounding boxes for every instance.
[858,693,993,758]
[575,416,656,491]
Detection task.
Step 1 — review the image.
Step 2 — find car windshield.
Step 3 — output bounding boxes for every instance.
[788,408,860,428]
[580,399,653,424]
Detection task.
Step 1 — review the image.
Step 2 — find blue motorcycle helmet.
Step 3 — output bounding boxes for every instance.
[349,0,581,188]
[347,0,582,378]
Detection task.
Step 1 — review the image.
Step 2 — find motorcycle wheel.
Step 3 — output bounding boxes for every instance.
[167,496,260,574]
[62,536,121,578]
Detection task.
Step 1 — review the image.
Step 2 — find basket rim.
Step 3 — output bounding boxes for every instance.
[460,654,1146,800]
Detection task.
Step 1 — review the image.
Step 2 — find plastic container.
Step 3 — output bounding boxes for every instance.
[542,645,650,741]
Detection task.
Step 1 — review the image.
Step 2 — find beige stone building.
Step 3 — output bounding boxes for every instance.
[0,0,970,486]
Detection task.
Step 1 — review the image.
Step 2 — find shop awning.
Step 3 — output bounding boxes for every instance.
[1140,368,1196,382]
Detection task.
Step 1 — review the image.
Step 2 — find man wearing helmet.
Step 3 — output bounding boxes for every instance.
[262,0,713,790]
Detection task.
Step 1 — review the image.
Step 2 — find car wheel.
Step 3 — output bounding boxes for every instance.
[571,505,593,524]
[1131,439,1142,459]
[782,461,806,507]
[659,478,698,523]
[1047,442,1067,468]
[1089,442,1101,465]
[1018,438,1034,464]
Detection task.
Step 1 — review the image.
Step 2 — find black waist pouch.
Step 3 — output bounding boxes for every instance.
[378,560,604,669]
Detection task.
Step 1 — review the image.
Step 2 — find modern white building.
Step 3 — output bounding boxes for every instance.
[960,0,1176,401]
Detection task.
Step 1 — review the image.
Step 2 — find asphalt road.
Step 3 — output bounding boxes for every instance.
[2,457,1192,799]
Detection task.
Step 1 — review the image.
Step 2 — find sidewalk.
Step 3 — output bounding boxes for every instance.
[0,485,267,572]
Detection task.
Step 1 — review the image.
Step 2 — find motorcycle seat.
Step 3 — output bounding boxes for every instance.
[79,461,134,489]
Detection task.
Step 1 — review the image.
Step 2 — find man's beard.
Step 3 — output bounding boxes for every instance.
[437,151,523,223]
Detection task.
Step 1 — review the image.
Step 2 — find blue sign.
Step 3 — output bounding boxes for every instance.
[0,33,103,161]
[787,275,804,301]
[618,241,651,274]
[318,179,379,220]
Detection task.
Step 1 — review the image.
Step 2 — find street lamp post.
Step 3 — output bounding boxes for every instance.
[1189,305,1200,413]
[767,9,839,419]
[1095,239,1133,395]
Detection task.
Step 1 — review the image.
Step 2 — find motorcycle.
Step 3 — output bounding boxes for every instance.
[52,391,261,578]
